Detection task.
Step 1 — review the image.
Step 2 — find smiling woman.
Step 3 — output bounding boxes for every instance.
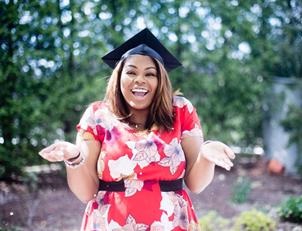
[39,28,235,231]
[120,55,158,117]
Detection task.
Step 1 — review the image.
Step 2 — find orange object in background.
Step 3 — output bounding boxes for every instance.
[267,159,285,175]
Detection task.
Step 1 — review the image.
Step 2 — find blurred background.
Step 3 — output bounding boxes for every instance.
[0,0,301,230]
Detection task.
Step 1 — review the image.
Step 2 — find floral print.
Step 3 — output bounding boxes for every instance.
[109,215,149,231]
[182,124,204,139]
[77,96,203,231]
[150,214,173,230]
[108,155,136,180]
[127,136,160,168]
[159,138,185,175]
[124,179,144,197]
[173,95,194,113]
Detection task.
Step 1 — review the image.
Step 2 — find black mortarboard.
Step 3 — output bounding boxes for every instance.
[102,28,182,72]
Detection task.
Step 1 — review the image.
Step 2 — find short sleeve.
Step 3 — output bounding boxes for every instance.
[173,96,204,140]
[76,102,105,142]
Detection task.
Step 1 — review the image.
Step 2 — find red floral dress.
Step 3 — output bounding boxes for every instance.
[77,96,203,231]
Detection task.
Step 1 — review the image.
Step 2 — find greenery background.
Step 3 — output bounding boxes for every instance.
[0,0,301,179]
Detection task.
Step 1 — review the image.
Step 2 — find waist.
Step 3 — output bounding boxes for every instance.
[99,178,183,192]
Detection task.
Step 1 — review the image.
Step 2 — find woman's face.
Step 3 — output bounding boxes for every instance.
[120,55,158,113]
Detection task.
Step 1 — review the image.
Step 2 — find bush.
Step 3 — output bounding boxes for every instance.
[233,209,276,231]
[231,176,252,204]
[199,211,230,231]
[278,196,302,223]
[0,226,23,231]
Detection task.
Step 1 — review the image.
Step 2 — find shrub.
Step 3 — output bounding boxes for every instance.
[231,176,252,204]
[199,211,230,231]
[278,196,302,223]
[0,226,23,231]
[233,209,276,231]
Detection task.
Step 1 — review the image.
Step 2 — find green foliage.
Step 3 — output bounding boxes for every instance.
[233,209,276,231]
[199,211,230,231]
[231,177,252,204]
[0,0,107,179]
[255,1,302,78]
[0,0,301,179]
[0,226,23,231]
[278,196,302,223]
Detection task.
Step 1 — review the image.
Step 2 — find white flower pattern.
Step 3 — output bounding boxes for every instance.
[173,96,194,113]
[84,198,110,231]
[108,155,136,180]
[108,215,148,231]
[124,179,144,197]
[182,124,203,139]
[172,195,190,229]
[159,138,185,174]
[160,192,175,216]
[78,98,202,231]
[127,137,160,168]
[94,107,119,131]
[150,213,173,231]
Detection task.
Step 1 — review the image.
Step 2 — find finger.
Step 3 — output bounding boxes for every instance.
[224,146,235,159]
[39,142,64,159]
[55,142,79,158]
[222,156,234,168]
[215,159,231,171]
[53,141,69,149]
[39,142,60,154]
[52,150,65,161]
[211,154,234,170]
[39,151,60,162]
[39,141,69,156]
[47,150,65,161]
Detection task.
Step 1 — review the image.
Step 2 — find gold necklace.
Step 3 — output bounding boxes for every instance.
[128,121,145,130]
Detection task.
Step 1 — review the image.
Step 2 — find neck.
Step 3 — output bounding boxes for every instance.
[128,121,145,130]
[128,110,148,130]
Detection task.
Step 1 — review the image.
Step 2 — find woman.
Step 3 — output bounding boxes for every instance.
[39,28,235,230]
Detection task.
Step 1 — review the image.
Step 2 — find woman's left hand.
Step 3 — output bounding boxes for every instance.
[201,141,235,171]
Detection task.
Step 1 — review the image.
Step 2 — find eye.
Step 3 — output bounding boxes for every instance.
[145,72,157,78]
[126,70,136,76]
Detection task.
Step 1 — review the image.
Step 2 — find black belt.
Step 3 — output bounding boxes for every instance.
[99,178,183,192]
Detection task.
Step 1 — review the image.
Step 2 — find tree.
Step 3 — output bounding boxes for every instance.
[1,0,300,179]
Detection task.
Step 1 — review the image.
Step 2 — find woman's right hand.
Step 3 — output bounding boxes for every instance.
[39,140,80,162]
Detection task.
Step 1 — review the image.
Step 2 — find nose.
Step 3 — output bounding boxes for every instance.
[134,74,146,84]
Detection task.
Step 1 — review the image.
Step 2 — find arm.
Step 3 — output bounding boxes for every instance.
[66,132,101,203]
[182,137,235,194]
[182,136,214,193]
[39,132,101,203]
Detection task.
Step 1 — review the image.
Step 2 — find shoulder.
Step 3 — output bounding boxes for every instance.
[85,101,109,113]
[88,100,104,109]
[172,96,203,137]
[80,101,111,119]
[172,95,194,113]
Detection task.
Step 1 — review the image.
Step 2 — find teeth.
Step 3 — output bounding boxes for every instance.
[132,88,148,93]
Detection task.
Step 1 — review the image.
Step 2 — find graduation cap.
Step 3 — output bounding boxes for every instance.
[102,28,182,72]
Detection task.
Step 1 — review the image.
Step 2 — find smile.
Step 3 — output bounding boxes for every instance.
[131,88,149,97]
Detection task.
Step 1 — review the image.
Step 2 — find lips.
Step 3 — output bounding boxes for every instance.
[131,88,148,97]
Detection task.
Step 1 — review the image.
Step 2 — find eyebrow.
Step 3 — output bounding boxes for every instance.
[126,64,156,70]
